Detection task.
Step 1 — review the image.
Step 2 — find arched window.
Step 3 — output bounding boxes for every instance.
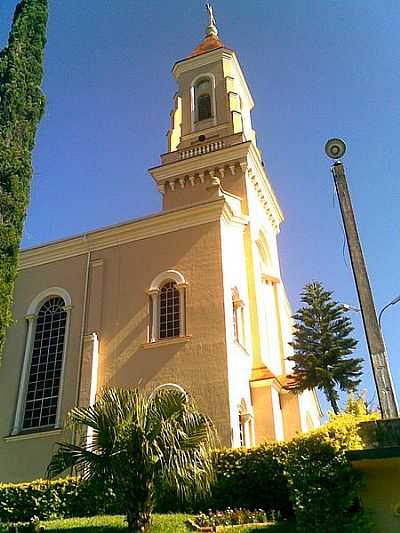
[159,281,180,338]
[238,399,253,448]
[12,288,71,435]
[195,78,212,121]
[22,297,67,430]
[148,270,187,342]
[151,383,188,398]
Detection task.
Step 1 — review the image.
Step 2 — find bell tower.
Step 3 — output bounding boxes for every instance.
[149,5,321,445]
[169,4,257,150]
[149,4,261,211]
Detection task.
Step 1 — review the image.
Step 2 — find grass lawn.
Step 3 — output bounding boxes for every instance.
[40,514,297,532]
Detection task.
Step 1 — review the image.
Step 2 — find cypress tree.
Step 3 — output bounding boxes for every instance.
[0,0,48,360]
[287,281,363,414]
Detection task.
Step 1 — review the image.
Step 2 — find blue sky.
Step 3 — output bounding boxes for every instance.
[1,0,400,412]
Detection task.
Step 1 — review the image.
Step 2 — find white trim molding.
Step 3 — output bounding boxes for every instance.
[149,269,186,291]
[147,270,188,342]
[19,199,226,270]
[26,286,72,316]
[4,428,64,443]
[149,383,189,402]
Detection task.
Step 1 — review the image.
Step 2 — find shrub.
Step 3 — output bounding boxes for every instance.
[282,412,376,533]
[7,517,41,533]
[210,444,291,516]
[284,432,367,532]
[0,477,122,523]
[0,412,375,530]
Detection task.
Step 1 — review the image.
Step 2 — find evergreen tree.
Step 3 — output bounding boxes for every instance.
[0,0,48,359]
[287,281,363,414]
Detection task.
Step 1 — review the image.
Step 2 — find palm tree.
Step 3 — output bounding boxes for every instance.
[47,387,217,532]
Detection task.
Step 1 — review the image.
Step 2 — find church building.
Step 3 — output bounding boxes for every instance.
[0,7,321,482]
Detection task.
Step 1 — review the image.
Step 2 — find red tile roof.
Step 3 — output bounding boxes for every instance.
[189,34,224,58]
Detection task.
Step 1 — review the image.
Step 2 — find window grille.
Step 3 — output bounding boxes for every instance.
[197,94,212,120]
[22,297,66,430]
[195,79,212,121]
[159,281,180,338]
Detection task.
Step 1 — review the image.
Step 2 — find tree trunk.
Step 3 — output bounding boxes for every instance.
[126,482,154,533]
[326,387,340,415]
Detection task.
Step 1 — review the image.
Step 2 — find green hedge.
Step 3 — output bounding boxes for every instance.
[210,443,291,516]
[0,413,375,531]
[0,477,122,523]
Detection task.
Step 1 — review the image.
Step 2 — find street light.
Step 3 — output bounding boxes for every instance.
[325,138,399,418]
[378,295,400,329]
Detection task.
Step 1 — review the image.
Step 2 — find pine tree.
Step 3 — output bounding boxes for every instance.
[0,0,48,360]
[287,281,363,414]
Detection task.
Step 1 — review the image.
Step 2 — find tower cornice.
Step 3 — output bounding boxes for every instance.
[149,140,284,232]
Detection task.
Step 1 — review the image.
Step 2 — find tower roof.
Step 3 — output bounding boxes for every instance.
[188,3,224,58]
[189,33,224,58]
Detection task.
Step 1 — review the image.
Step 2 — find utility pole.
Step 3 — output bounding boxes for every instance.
[325,139,398,419]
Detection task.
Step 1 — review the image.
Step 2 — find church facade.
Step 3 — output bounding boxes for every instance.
[0,13,320,482]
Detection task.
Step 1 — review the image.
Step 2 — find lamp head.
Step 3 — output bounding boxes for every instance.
[325,138,346,160]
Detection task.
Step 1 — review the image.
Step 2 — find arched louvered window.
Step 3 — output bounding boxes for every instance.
[159,281,180,339]
[195,78,212,121]
[22,297,67,430]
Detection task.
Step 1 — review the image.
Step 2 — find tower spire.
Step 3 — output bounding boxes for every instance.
[188,3,223,58]
[205,3,218,37]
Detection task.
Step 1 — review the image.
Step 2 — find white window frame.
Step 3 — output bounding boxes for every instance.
[150,382,188,401]
[147,270,187,342]
[232,287,246,347]
[12,287,72,435]
[190,73,217,131]
[237,398,254,448]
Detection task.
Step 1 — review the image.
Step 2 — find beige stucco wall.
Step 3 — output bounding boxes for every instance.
[0,255,87,481]
[92,221,231,443]
[250,382,276,443]
[0,218,234,482]
[281,391,302,439]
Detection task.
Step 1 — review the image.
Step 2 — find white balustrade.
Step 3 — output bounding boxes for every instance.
[180,140,224,160]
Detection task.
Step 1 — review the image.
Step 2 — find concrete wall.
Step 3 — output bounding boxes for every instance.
[352,456,400,533]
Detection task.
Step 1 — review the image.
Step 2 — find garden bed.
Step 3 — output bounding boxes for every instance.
[187,509,281,532]
[187,518,273,531]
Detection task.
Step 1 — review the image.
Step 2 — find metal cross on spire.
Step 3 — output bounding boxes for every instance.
[205,3,218,37]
